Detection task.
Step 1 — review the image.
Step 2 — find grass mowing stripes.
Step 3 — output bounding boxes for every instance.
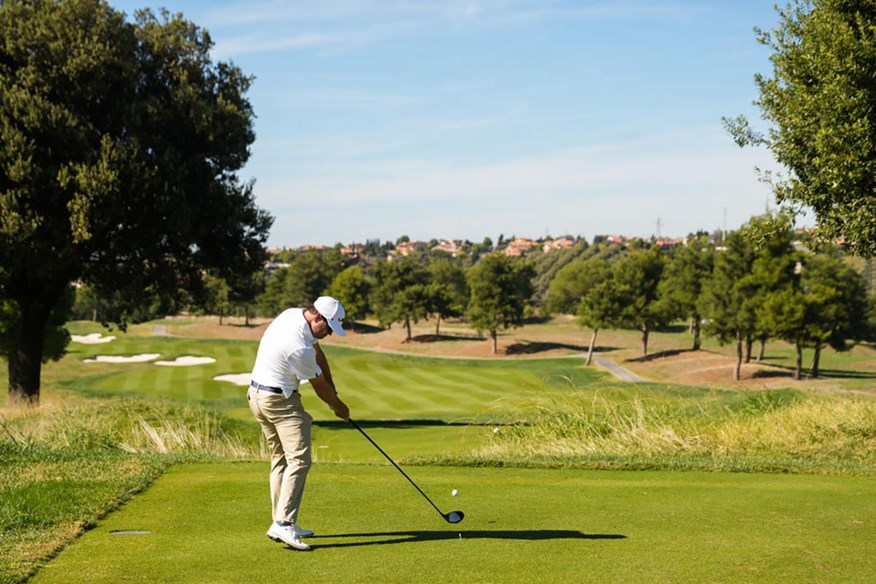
[27,462,876,584]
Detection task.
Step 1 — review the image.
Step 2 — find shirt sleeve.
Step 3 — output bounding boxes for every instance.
[288,346,322,381]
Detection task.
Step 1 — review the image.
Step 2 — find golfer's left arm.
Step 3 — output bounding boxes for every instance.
[310,374,349,421]
[314,344,334,387]
[311,345,348,420]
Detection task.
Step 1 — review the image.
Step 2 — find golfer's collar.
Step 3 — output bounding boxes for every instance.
[302,311,318,345]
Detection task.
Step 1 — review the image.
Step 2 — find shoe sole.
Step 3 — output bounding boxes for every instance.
[267,533,311,551]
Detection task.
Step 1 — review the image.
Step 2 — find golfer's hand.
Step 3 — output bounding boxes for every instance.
[333,401,350,422]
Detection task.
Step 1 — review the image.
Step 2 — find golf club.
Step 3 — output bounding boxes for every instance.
[348,418,464,524]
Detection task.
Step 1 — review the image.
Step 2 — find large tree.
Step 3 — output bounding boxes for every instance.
[699,231,757,381]
[612,248,669,357]
[762,253,869,379]
[466,254,535,353]
[725,0,876,256]
[656,238,714,351]
[0,1,272,405]
[368,257,431,340]
[427,258,468,335]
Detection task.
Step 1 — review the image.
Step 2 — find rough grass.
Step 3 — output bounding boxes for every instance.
[0,399,254,584]
[469,388,876,474]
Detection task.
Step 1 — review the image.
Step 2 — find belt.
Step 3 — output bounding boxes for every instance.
[250,381,296,395]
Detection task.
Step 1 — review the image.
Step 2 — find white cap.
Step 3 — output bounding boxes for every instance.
[314,296,346,336]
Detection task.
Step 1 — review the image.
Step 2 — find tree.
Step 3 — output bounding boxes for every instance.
[547,258,612,315]
[725,0,876,256]
[368,257,431,340]
[427,259,468,335]
[800,254,869,377]
[656,238,714,350]
[699,231,756,380]
[329,265,370,329]
[192,275,231,324]
[282,251,343,309]
[577,275,623,366]
[612,248,669,357]
[0,1,272,405]
[466,254,535,353]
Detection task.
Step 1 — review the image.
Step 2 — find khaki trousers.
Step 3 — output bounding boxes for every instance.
[247,387,313,524]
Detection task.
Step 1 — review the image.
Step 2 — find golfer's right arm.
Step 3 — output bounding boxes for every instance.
[310,375,350,421]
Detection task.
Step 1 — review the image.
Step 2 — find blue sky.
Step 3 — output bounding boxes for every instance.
[110,1,789,248]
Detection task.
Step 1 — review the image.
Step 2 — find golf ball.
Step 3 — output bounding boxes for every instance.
[451,489,459,497]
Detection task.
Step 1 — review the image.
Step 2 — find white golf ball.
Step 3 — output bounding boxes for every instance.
[451,489,459,497]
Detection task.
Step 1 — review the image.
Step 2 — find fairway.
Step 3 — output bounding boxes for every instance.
[31,462,875,584]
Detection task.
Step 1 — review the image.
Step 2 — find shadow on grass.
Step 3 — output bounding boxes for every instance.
[411,333,487,343]
[315,419,478,429]
[504,341,592,355]
[627,348,694,363]
[311,530,626,548]
[348,322,388,334]
[752,365,876,380]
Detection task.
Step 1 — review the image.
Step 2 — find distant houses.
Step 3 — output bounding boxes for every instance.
[264,232,715,269]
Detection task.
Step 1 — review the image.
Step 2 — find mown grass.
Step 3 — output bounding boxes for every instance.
[29,463,876,584]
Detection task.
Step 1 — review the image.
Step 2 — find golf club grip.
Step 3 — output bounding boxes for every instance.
[348,419,443,515]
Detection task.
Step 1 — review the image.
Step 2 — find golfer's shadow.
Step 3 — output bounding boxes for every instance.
[311,530,626,548]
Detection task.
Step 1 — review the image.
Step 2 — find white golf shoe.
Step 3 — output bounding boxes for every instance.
[266,523,311,551]
[292,524,314,538]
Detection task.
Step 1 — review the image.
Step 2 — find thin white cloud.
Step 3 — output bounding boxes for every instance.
[209,0,712,58]
[255,125,782,245]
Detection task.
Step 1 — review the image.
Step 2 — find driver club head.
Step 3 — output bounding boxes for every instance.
[444,511,465,524]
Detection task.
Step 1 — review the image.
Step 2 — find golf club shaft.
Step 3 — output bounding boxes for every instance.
[348,419,444,516]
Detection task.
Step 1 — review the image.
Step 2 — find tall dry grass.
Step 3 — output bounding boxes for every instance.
[0,399,256,459]
[476,389,876,473]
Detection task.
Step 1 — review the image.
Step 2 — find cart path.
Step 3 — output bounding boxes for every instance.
[592,356,649,382]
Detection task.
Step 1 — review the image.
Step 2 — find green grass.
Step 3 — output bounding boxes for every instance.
[29,462,876,584]
[3,319,876,583]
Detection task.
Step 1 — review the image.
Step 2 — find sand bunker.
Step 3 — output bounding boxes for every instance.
[154,356,216,367]
[71,333,116,344]
[213,373,251,386]
[84,353,160,364]
[212,373,309,387]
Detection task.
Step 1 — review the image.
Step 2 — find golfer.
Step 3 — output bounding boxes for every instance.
[248,296,350,551]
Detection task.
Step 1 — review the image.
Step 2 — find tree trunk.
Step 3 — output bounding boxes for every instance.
[7,301,51,407]
[404,318,412,342]
[490,329,498,354]
[757,336,766,361]
[435,316,441,336]
[585,329,599,365]
[244,306,250,327]
[734,330,743,381]
[219,306,224,326]
[692,318,701,351]
[641,324,650,356]
[794,340,803,380]
[744,334,753,363]
[810,345,822,379]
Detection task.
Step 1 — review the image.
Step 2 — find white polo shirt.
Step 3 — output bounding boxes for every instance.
[250,308,322,398]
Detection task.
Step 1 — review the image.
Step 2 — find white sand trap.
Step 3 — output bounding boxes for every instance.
[212,373,309,388]
[213,373,251,386]
[154,356,216,367]
[84,353,160,364]
[71,333,116,344]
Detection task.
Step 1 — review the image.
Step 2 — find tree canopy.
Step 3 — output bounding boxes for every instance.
[0,0,272,404]
[725,0,876,256]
